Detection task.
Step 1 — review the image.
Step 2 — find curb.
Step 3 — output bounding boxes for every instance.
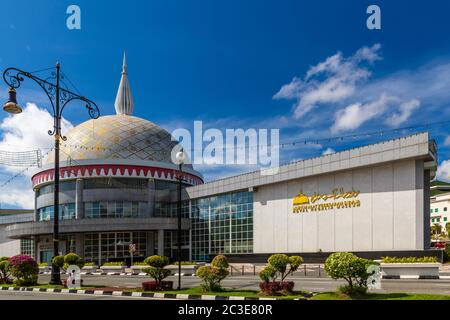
[382,275,442,280]
[0,286,314,300]
[39,272,196,277]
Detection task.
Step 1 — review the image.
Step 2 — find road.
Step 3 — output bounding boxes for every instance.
[37,274,450,295]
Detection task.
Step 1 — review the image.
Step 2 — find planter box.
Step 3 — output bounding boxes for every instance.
[381,263,441,279]
[81,266,99,273]
[100,266,126,273]
[130,265,148,275]
[39,266,51,273]
[165,264,201,275]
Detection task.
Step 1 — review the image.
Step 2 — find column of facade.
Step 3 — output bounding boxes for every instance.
[147,178,155,217]
[157,230,164,256]
[75,178,84,219]
[146,231,154,256]
[33,191,38,222]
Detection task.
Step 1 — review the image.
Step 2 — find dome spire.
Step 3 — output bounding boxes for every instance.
[114,51,134,115]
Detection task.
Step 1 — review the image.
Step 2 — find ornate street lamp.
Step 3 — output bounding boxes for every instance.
[2,63,100,284]
[175,150,186,290]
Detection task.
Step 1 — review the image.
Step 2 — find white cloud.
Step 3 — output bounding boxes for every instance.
[437,160,450,182]
[444,136,450,146]
[0,103,73,208]
[274,44,382,119]
[322,148,335,155]
[385,99,421,127]
[332,94,395,133]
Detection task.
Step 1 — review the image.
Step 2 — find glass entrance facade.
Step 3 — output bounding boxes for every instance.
[84,231,147,265]
[191,191,254,261]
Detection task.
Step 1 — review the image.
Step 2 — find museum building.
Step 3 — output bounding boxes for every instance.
[2,56,440,264]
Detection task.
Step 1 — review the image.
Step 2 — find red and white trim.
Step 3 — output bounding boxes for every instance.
[32,164,203,188]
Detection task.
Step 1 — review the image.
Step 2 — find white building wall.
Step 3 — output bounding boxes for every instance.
[253,159,424,253]
[0,225,20,257]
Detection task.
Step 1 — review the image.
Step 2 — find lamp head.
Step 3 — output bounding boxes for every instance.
[175,150,186,164]
[3,87,22,114]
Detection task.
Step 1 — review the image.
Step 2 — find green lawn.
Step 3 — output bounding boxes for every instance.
[312,292,450,300]
[0,283,100,290]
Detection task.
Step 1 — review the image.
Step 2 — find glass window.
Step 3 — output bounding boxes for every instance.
[435,208,439,212]
[84,232,147,265]
[444,217,448,222]
[191,191,253,261]
[445,207,448,212]
[84,201,147,218]
[38,203,75,221]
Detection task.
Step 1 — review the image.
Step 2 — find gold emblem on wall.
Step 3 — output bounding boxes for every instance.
[293,188,361,213]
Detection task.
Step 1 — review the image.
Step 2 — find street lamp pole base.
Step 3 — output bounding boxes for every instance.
[49,264,62,285]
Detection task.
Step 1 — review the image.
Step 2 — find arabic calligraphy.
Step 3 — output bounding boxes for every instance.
[293,188,361,213]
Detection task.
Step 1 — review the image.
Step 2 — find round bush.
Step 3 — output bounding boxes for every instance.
[259,265,277,282]
[144,255,169,268]
[324,252,375,294]
[268,254,290,274]
[52,255,65,268]
[64,253,85,268]
[9,254,38,286]
[211,255,229,269]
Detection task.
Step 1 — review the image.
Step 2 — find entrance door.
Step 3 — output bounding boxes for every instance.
[40,250,53,264]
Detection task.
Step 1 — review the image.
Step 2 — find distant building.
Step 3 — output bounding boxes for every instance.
[0,209,33,257]
[430,181,450,229]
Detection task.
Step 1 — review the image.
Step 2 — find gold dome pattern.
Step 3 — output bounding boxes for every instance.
[44,114,181,165]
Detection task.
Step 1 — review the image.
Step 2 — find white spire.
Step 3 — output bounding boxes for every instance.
[114,51,134,115]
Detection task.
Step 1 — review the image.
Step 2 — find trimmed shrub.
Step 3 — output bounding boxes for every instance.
[259,265,277,283]
[144,255,169,268]
[142,255,171,290]
[444,244,450,263]
[102,261,126,266]
[64,253,85,268]
[211,255,229,269]
[83,262,96,267]
[259,254,303,295]
[142,281,173,291]
[0,259,12,284]
[259,281,294,295]
[266,254,303,281]
[196,255,229,292]
[9,254,38,286]
[381,256,438,263]
[52,255,65,269]
[324,252,376,295]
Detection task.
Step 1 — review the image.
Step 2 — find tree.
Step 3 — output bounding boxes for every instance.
[324,252,377,296]
[143,255,171,287]
[196,255,229,292]
[431,223,443,240]
[446,222,450,238]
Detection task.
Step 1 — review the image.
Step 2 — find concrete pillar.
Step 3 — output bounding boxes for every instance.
[33,191,38,222]
[74,233,84,257]
[148,179,155,217]
[146,231,154,256]
[75,178,84,219]
[157,230,164,256]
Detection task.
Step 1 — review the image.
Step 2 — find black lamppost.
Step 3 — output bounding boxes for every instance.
[175,150,186,290]
[2,63,100,284]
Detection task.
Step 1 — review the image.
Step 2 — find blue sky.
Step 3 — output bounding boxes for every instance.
[0,0,450,208]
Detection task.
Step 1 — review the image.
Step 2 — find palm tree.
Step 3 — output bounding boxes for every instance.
[431,223,443,241]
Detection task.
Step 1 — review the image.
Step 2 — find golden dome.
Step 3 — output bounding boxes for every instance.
[293,192,309,205]
[44,114,182,165]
